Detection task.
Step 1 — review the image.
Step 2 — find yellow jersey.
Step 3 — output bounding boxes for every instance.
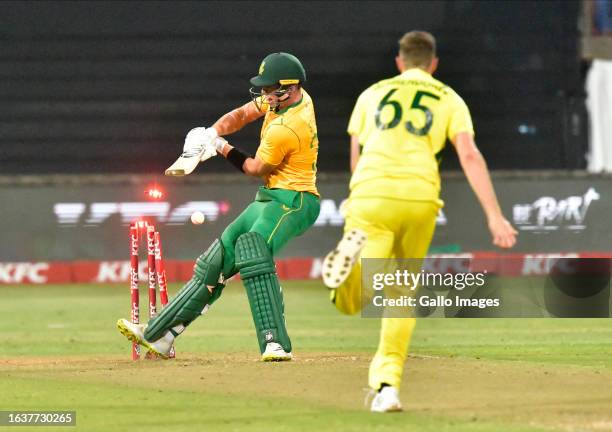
[256,89,319,196]
[347,68,474,203]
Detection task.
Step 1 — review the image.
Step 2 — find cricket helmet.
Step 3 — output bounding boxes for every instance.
[250,52,306,87]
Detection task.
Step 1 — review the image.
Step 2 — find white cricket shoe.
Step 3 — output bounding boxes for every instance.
[370,386,403,413]
[261,342,293,362]
[116,318,174,359]
[323,228,367,289]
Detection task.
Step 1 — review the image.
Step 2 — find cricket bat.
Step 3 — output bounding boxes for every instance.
[164,147,215,177]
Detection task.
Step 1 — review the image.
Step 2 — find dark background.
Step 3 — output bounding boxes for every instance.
[0,1,586,174]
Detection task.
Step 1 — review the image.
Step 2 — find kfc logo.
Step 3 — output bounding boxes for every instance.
[0,263,49,284]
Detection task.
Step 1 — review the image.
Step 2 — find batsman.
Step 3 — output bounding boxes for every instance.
[117,52,320,361]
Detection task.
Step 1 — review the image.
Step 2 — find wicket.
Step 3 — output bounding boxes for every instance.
[129,221,175,360]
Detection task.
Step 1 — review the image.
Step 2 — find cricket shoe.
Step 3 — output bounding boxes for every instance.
[370,386,403,413]
[116,318,173,359]
[323,228,367,289]
[261,342,293,362]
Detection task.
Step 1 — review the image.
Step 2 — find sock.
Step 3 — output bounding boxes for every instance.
[378,383,391,392]
[169,324,185,337]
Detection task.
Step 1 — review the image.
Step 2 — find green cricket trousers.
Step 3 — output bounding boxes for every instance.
[220,186,320,280]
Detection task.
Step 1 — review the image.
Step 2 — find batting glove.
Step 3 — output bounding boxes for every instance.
[183,127,218,157]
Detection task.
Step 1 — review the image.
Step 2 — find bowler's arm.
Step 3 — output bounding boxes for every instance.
[350,135,360,173]
[452,132,517,249]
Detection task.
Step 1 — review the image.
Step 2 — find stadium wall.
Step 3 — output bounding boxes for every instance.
[1,172,610,284]
[3,252,612,285]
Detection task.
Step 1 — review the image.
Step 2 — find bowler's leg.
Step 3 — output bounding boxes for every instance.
[324,198,394,315]
[368,201,438,391]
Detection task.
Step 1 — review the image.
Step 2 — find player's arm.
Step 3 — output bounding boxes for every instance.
[211,101,266,136]
[212,124,291,178]
[217,140,276,177]
[347,89,368,172]
[451,132,517,248]
[349,135,361,173]
[167,101,264,175]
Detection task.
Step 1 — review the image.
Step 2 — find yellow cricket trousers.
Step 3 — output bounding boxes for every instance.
[335,197,438,390]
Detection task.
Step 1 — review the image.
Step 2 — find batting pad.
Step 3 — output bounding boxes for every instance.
[235,232,292,354]
[144,239,224,342]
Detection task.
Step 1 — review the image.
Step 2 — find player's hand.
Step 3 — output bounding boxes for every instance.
[199,137,226,161]
[183,127,218,157]
[213,137,228,155]
[488,215,518,249]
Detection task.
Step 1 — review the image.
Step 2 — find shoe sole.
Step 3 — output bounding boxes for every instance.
[261,354,293,362]
[323,229,367,289]
[261,357,291,362]
[372,406,403,413]
[116,319,169,360]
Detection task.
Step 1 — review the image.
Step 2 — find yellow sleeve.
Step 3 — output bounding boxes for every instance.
[447,93,475,140]
[347,89,369,136]
[256,125,299,166]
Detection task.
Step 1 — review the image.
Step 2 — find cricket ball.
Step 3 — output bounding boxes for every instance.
[191,211,205,225]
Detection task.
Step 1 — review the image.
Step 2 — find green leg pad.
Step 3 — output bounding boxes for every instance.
[144,239,224,342]
[235,232,291,354]
[208,282,226,306]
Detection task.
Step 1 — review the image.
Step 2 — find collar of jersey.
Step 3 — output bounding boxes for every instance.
[400,68,431,78]
[274,95,303,115]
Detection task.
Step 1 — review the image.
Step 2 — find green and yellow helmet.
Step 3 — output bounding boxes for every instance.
[250,52,306,87]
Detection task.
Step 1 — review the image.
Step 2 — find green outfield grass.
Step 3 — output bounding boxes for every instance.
[1,281,611,432]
